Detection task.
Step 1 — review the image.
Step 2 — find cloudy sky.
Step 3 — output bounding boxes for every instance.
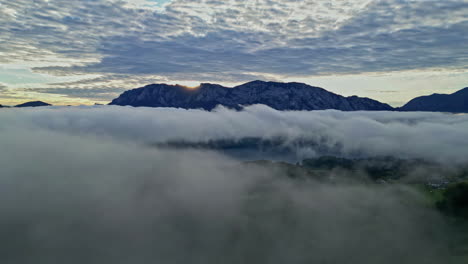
[0,0,467,106]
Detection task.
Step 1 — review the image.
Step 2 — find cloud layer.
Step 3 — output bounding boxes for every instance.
[0,106,460,263]
[2,105,468,164]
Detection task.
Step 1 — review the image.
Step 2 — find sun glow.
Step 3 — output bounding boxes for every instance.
[180,85,200,90]
[171,82,201,90]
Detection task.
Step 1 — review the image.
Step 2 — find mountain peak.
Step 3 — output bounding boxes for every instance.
[110,80,393,111]
[400,87,468,113]
[241,80,314,87]
[198,83,226,89]
[244,80,267,85]
[453,87,468,95]
[15,101,51,107]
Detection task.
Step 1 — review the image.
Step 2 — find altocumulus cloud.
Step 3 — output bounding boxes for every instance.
[35,0,468,76]
[0,106,460,263]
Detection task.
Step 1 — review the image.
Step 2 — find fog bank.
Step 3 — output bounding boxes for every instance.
[0,125,453,263]
[1,105,468,163]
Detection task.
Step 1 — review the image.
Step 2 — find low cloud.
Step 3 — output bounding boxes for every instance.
[2,105,468,163]
[22,87,126,100]
[0,106,458,263]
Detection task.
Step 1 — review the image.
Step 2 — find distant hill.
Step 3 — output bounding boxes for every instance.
[15,101,51,108]
[109,80,393,111]
[248,155,458,184]
[400,87,468,113]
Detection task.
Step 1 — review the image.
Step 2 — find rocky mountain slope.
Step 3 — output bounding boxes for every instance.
[400,87,468,113]
[110,80,393,111]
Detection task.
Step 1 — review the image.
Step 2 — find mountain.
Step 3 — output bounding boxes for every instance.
[400,87,468,113]
[110,80,393,111]
[15,101,52,107]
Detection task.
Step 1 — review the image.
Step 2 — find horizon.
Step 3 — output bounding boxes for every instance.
[1,80,467,107]
[1,0,467,106]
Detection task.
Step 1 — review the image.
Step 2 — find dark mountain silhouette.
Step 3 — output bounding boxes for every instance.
[400,87,468,113]
[110,80,393,111]
[15,101,52,107]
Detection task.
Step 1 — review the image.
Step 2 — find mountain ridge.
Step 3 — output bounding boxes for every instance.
[15,101,51,108]
[400,87,468,113]
[110,80,394,111]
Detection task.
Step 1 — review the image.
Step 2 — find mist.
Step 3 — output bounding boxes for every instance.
[0,106,466,263]
[2,105,468,163]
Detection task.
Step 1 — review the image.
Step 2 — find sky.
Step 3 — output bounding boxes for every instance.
[0,0,467,106]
